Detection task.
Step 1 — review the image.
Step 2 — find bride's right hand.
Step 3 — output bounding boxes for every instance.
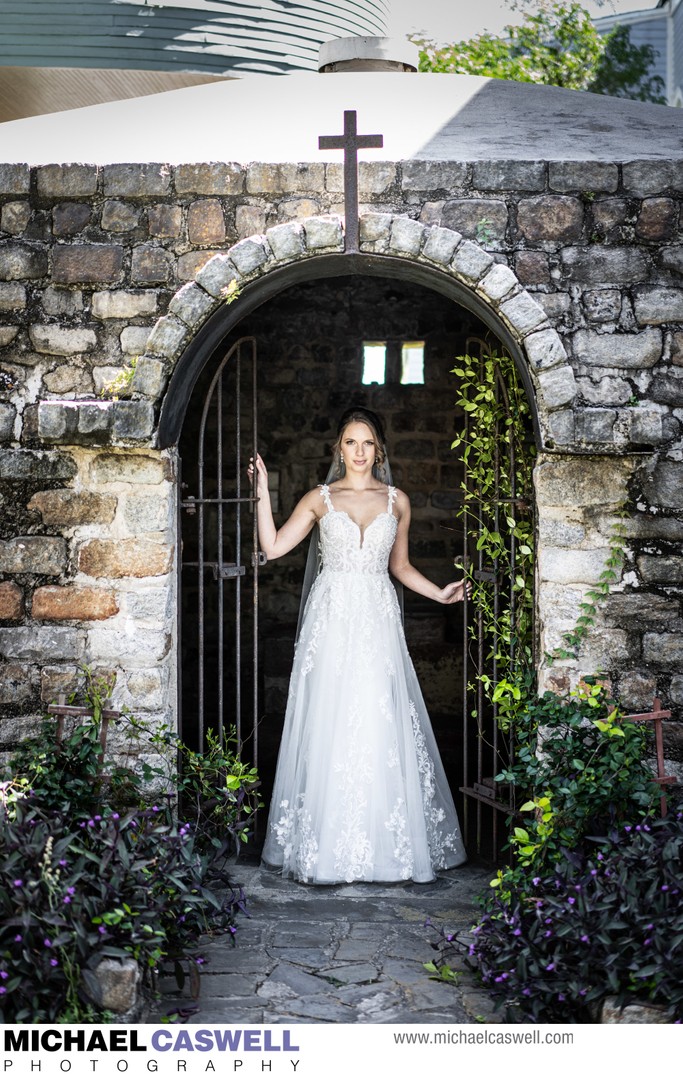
[247,453,268,488]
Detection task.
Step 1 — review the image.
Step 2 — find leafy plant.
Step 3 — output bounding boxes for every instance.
[462,814,683,1023]
[100,357,138,401]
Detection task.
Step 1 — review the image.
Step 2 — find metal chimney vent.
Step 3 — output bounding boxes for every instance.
[318,36,418,73]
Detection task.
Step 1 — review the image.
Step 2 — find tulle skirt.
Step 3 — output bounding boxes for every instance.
[261,569,467,884]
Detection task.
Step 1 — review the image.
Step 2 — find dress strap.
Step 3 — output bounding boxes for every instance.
[387,485,398,514]
[318,484,333,513]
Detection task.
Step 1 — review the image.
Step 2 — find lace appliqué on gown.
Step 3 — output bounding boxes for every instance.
[261,483,467,884]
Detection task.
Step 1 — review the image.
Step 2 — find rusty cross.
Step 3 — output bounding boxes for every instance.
[319,110,383,253]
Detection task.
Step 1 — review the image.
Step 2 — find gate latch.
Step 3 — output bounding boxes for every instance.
[213,563,246,580]
[252,550,268,567]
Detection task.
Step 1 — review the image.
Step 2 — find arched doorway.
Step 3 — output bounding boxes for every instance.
[153,222,550,857]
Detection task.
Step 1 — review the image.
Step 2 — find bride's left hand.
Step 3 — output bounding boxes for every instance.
[437,579,473,604]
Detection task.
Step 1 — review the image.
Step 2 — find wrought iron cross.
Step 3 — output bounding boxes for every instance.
[319,110,383,253]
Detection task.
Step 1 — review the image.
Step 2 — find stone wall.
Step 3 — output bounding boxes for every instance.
[1,157,682,781]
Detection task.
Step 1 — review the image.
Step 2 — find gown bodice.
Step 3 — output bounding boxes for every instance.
[317,483,398,575]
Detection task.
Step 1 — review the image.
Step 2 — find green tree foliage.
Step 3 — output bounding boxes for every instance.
[416,1,666,104]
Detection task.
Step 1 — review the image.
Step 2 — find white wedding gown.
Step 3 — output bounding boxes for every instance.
[261,483,467,884]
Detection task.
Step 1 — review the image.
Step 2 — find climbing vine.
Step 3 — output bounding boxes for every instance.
[451,344,536,726]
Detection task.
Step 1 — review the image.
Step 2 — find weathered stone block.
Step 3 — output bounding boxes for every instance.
[130,245,174,285]
[524,328,567,371]
[0,281,26,312]
[41,286,83,316]
[617,669,658,711]
[32,586,118,621]
[356,161,395,194]
[95,958,141,1015]
[37,164,98,198]
[36,401,75,441]
[442,199,508,240]
[91,452,166,485]
[28,489,117,526]
[129,356,167,398]
[419,200,444,225]
[517,196,583,243]
[123,492,171,533]
[0,164,30,195]
[52,245,123,284]
[29,325,97,356]
[78,538,171,578]
[101,200,140,232]
[514,251,550,284]
[422,225,461,265]
[572,327,661,368]
[535,457,632,507]
[389,217,424,256]
[546,408,575,445]
[473,160,545,191]
[120,326,151,355]
[103,164,171,198]
[636,198,677,241]
[477,263,518,303]
[247,163,285,194]
[194,255,240,299]
[537,365,577,409]
[168,282,215,327]
[642,632,683,666]
[0,244,48,280]
[113,401,155,442]
[359,212,393,245]
[144,315,189,359]
[280,162,325,192]
[576,408,617,442]
[225,236,270,275]
[236,205,267,240]
[578,375,632,406]
[648,460,683,508]
[633,287,683,325]
[266,221,305,261]
[0,668,36,706]
[175,163,243,195]
[605,592,679,625]
[0,581,23,620]
[622,160,676,195]
[582,289,622,323]
[401,160,467,191]
[539,547,612,584]
[188,199,226,245]
[0,328,18,347]
[147,204,182,238]
[0,626,84,662]
[637,554,683,583]
[561,247,648,284]
[650,370,683,405]
[88,625,170,664]
[92,290,157,320]
[43,364,94,396]
[0,448,76,482]
[548,162,618,193]
[52,202,91,237]
[2,201,31,235]
[0,403,15,442]
[499,292,548,336]
[302,216,343,250]
[0,537,66,575]
[450,239,493,283]
[76,403,114,439]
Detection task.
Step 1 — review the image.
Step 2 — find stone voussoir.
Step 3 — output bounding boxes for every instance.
[537,364,578,410]
[144,315,190,360]
[168,282,218,327]
[450,239,494,283]
[524,327,567,371]
[476,262,519,304]
[388,217,425,257]
[302,215,344,251]
[195,254,240,299]
[421,225,462,265]
[130,356,168,399]
[498,291,549,336]
[228,236,271,276]
[266,221,306,262]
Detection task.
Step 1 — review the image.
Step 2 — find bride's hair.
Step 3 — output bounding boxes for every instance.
[333,407,387,468]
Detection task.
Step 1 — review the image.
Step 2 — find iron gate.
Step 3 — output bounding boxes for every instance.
[179,337,263,763]
[456,337,536,859]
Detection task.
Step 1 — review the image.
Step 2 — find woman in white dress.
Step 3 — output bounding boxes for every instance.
[250,408,469,885]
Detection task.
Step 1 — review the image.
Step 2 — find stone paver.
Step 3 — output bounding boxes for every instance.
[150,859,501,1024]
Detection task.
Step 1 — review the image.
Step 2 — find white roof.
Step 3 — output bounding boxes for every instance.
[1,71,682,165]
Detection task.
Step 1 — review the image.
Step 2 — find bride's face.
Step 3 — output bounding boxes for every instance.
[340,422,376,474]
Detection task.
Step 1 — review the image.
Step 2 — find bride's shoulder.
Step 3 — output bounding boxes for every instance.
[391,487,411,515]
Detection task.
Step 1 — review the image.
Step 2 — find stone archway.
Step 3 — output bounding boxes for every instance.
[129,213,573,451]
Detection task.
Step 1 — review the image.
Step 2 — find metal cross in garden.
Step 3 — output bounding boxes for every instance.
[319,110,383,253]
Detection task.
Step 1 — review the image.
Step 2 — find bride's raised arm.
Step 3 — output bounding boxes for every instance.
[248,453,319,561]
[389,489,470,606]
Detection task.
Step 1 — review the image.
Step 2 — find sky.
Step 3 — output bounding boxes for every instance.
[387,0,659,44]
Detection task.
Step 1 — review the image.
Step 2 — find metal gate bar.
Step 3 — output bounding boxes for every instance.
[180,337,260,761]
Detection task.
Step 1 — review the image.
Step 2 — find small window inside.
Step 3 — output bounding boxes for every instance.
[400,341,425,384]
[362,342,387,385]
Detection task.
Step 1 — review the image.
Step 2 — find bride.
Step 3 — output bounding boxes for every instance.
[250,407,469,885]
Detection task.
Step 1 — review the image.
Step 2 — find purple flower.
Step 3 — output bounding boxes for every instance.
[513,928,522,936]
[645,923,654,931]
[0,988,6,996]
[544,930,553,938]
[63,896,72,905]
[13,880,23,888]
[50,959,58,967]
[87,820,95,828]
[111,813,120,821]
[644,939,652,947]
[661,885,670,892]
[14,934,22,943]
[0,971,8,980]
[58,859,67,867]
[194,957,205,966]
[94,815,101,821]
[522,988,531,997]
[558,994,566,1002]
[98,926,106,935]
[43,939,52,948]
[590,869,598,876]
[580,935,590,943]
[532,877,540,887]
[567,897,576,905]
[624,825,632,832]
[545,963,555,972]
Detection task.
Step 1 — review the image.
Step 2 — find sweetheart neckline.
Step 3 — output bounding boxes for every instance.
[320,509,397,548]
